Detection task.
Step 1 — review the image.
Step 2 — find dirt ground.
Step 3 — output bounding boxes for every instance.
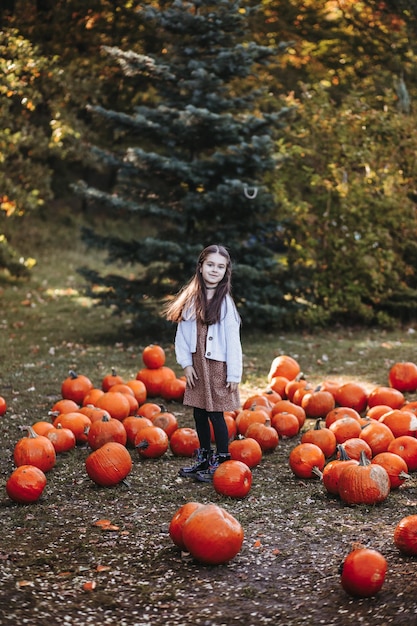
[1,385,417,626]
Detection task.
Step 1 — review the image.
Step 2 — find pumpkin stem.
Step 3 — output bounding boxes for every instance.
[313,418,322,430]
[111,367,117,376]
[399,471,411,480]
[68,369,78,379]
[337,444,352,462]
[135,440,149,450]
[121,478,131,489]
[20,425,39,439]
[359,450,371,466]
[311,466,323,480]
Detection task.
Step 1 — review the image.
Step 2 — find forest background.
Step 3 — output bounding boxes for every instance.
[2,0,417,333]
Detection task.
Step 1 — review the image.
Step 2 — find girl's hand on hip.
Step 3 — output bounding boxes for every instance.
[184,365,198,388]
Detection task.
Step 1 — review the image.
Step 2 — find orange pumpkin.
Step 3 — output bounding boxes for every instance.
[329,416,362,444]
[87,415,127,450]
[334,382,368,413]
[338,451,390,505]
[85,442,132,487]
[271,400,306,429]
[229,437,262,468]
[389,361,417,393]
[321,446,359,496]
[180,503,244,565]
[387,435,417,471]
[367,386,405,409]
[301,390,335,419]
[136,365,176,397]
[288,443,325,479]
[371,452,410,489]
[53,411,92,444]
[95,391,131,421]
[137,402,162,420]
[169,427,200,457]
[135,426,169,459]
[169,502,201,551]
[394,515,417,555]
[0,395,7,416]
[379,409,417,438]
[267,375,289,398]
[122,415,154,447]
[50,398,79,414]
[101,368,125,391]
[285,378,308,402]
[6,465,47,503]
[359,420,395,456]
[142,344,166,369]
[213,460,252,498]
[78,405,111,424]
[300,419,337,458]
[152,412,179,438]
[365,404,392,421]
[82,388,105,407]
[267,355,300,382]
[61,370,93,405]
[125,379,147,405]
[46,425,76,453]
[235,408,270,436]
[339,438,372,461]
[325,406,361,428]
[271,411,300,438]
[32,421,55,437]
[13,426,56,473]
[243,394,273,412]
[244,422,279,453]
[340,548,387,597]
[159,377,186,402]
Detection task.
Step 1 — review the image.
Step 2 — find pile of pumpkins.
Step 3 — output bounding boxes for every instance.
[3,346,417,585]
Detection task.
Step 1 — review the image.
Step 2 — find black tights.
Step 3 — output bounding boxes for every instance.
[193,407,229,455]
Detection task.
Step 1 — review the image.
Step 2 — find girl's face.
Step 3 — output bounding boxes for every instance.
[200,252,227,289]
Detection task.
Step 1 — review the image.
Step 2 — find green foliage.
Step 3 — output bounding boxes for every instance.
[274,85,417,325]
[0,30,55,215]
[76,0,297,331]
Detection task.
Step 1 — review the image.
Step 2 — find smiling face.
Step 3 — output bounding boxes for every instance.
[200,252,228,289]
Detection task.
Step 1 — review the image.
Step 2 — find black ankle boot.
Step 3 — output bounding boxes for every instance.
[195,452,231,483]
[178,448,210,477]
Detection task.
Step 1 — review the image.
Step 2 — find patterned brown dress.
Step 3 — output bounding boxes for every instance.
[183,320,240,412]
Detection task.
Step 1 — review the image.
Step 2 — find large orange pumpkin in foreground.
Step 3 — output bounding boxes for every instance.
[180,503,244,565]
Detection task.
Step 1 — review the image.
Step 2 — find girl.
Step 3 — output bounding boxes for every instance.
[164,244,242,482]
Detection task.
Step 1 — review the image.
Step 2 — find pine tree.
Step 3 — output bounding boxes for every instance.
[76,0,298,334]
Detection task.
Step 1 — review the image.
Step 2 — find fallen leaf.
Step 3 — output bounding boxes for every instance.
[82,581,96,591]
[96,565,111,572]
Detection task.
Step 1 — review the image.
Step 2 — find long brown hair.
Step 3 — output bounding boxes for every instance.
[164,245,234,325]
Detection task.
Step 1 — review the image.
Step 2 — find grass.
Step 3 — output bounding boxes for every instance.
[1,207,417,625]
